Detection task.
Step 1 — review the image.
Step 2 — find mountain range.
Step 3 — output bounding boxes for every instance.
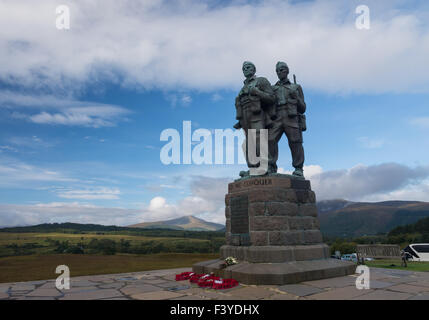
[128,200,429,236]
[317,199,429,238]
[2,200,428,237]
[128,215,224,232]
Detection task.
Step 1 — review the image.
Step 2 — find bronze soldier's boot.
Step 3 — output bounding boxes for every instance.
[267,164,277,174]
[293,168,304,177]
[239,170,250,178]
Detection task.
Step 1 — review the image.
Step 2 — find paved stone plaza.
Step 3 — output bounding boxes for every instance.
[1,267,429,300]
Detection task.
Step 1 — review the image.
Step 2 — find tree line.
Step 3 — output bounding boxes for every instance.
[326,216,429,255]
[1,237,225,257]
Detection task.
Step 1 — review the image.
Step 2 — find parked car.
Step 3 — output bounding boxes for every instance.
[341,253,358,262]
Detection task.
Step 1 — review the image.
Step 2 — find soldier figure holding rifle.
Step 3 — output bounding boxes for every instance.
[269,61,307,177]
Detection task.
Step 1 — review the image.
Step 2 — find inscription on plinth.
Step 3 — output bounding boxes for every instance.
[231,195,250,245]
[228,177,311,193]
[229,195,250,245]
[230,195,249,234]
[229,178,273,192]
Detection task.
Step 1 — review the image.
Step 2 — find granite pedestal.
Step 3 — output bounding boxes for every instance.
[193,174,355,285]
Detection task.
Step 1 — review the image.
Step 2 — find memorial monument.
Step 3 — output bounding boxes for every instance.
[193,61,355,285]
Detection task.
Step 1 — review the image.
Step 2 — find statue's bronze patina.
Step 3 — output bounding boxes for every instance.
[193,62,356,284]
[235,61,307,178]
[270,61,306,177]
[193,65,356,283]
[234,61,276,177]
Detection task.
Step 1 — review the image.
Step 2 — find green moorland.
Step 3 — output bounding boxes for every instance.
[1,215,429,283]
[0,223,225,283]
[0,223,225,258]
[0,232,222,256]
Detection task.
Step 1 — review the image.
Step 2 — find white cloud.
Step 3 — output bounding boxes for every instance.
[139,163,429,225]
[181,94,192,106]
[0,158,78,187]
[0,145,18,153]
[138,176,228,224]
[0,0,428,94]
[56,187,121,200]
[164,93,193,107]
[0,202,140,227]
[309,163,429,201]
[8,135,53,148]
[138,194,222,223]
[29,112,106,127]
[357,136,385,149]
[0,91,130,127]
[2,162,429,227]
[278,164,323,177]
[211,93,223,102]
[359,181,429,202]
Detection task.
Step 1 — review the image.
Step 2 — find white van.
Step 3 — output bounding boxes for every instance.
[403,244,429,262]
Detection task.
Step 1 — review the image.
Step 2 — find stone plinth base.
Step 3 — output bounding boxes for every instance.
[224,175,322,248]
[220,244,330,263]
[193,258,356,285]
[192,174,356,285]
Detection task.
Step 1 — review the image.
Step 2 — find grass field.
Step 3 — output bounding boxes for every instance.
[365,259,429,272]
[0,229,223,283]
[0,232,222,257]
[0,253,219,283]
[0,232,208,245]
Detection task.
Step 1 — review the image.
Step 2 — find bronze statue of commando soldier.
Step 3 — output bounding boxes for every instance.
[234,61,276,176]
[233,61,307,178]
[269,61,307,177]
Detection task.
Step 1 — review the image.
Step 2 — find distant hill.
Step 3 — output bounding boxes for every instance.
[0,222,138,233]
[317,199,353,213]
[0,222,225,240]
[318,200,429,238]
[129,215,224,232]
[2,200,428,238]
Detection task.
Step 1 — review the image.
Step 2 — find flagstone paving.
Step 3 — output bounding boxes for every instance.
[0,267,429,300]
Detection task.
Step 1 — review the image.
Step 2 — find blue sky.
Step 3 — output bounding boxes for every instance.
[0,0,429,226]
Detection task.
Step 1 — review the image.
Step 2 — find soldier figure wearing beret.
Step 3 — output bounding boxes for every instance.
[234,61,276,176]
